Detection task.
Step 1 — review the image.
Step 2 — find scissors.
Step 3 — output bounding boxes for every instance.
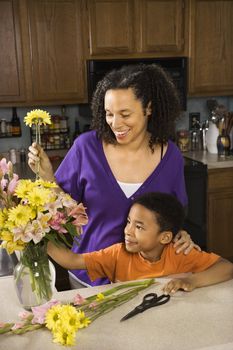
[120,293,170,322]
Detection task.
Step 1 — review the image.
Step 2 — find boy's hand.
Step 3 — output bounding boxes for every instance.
[162,278,195,295]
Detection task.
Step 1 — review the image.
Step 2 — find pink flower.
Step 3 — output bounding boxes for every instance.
[68,203,88,220]
[73,293,86,305]
[31,299,60,324]
[0,178,8,191]
[11,322,25,330]
[0,322,7,328]
[49,212,68,234]
[0,158,8,175]
[18,310,32,320]
[8,173,19,194]
[89,302,97,309]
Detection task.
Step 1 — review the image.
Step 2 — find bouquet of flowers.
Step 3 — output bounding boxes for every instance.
[0,279,155,346]
[0,157,88,307]
[0,109,88,308]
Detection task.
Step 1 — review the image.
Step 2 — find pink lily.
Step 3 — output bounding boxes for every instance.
[11,322,25,330]
[31,299,60,324]
[0,158,8,175]
[73,293,86,305]
[18,310,32,320]
[8,173,19,194]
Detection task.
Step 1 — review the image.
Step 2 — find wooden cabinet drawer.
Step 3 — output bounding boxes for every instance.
[208,168,233,191]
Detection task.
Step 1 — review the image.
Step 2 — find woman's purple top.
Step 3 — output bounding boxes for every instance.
[55,130,188,286]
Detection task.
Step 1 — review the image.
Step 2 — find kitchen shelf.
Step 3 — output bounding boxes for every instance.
[0,134,21,138]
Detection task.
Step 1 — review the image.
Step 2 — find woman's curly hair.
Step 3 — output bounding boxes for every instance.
[91,63,181,151]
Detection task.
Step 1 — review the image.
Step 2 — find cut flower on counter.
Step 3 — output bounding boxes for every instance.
[0,279,155,346]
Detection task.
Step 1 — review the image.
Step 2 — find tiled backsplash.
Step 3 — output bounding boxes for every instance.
[0,96,233,154]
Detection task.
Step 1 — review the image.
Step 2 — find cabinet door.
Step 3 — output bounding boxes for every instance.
[189,0,233,95]
[27,0,86,103]
[208,190,233,260]
[137,0,185,53]
[0,0,25,103]
[87,0,135,55]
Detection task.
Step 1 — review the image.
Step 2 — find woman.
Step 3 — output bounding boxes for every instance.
[28,64,199,288]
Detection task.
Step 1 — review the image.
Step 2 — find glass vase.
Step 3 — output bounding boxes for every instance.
[13,242,56,310]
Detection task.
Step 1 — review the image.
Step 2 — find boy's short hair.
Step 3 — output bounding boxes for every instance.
[133,192,185,236]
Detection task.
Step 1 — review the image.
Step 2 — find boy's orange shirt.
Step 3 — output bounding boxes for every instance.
[83,243,220,283]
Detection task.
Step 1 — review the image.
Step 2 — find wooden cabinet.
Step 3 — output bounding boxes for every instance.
[0,0,87,106]
[136,0,185,53]
[86,0,186,57]
[0,0,26,103]
[87,0,135,55]
[189,0,233,96]
[207,168,233,261]
[26,0,86,104]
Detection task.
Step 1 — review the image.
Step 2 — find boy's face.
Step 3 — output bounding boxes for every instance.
[124,203,165,255]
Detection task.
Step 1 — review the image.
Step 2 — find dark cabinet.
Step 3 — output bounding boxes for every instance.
[0,0,26,103]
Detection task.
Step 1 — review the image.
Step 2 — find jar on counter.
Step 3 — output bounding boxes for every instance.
[0,119,7,136]
[177,130,190,152]
[9,148,17,164]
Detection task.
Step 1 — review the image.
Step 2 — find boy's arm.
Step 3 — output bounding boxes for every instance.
[162,258,233,294]
[47,241,86,270]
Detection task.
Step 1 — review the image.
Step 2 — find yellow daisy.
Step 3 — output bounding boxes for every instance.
[76,310,91,329]
[96,293,105,302]
[8,204,35,226]
[27,187,51,207]
[45,305,62,331]
[36,179,58,189]
[59,305,81,332]
[24,109,51,127]
[53,328,76,346]
[15,180,35,199]
[0,208,8,227]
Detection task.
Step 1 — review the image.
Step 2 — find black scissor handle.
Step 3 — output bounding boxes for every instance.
[137,293,170,312]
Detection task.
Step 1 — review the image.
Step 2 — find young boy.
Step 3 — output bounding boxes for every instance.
[47,192,233,294]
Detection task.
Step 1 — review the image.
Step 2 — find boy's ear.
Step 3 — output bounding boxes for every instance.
[146,101,152,117]
[159,231,173,245]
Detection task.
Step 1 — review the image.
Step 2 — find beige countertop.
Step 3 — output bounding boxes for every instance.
[183,150,233,169]
[1,276,233,350]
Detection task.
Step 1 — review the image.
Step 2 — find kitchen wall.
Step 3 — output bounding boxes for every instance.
[0,96,233,155]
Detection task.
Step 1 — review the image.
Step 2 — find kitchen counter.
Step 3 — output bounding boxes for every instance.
[1,276,233,350]
[183,150,233,169]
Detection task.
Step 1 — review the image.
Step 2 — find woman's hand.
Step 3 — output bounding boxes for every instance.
[173,230,201,255]
[162,277,195,295]
[28,142,55,182]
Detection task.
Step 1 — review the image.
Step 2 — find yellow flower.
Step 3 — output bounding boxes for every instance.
[45,305,62,331]
[24,109,51,127]
[52,328,76,346]
[8,205,35,226]
[59,305,81,332]
[76,310,91,329]
[0,231,25,254]
[96,293,105,302]
[27,187,51,207]
[15,180,35,199]
[0,208,8,227]
[36,179,58,189]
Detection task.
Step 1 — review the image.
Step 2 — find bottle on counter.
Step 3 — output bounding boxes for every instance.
[11,107,21,136]
[73,118,81,142]
[61,105,68,132]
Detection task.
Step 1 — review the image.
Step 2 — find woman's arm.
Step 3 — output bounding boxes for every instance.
[162,258,233,294]
[47,241,86,270]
